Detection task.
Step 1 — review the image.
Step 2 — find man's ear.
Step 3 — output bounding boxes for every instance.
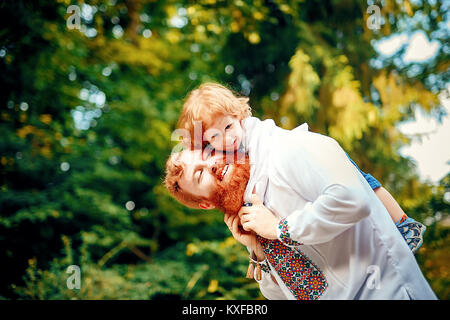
[199,201,215,210]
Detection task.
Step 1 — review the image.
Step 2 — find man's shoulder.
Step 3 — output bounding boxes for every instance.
[242,116,277,131]
[268,129,341,175]
[242,117,278,152]
[272,128,337,154]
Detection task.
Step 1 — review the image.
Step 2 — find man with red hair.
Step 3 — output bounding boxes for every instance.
[164,127,436,300]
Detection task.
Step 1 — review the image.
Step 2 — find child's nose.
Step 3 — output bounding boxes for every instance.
[225,136,234,146]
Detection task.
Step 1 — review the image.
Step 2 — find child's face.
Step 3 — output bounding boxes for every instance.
[204,115,243,151]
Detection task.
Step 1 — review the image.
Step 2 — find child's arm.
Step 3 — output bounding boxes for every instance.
[373,186,405,224]
[344,153,406,224]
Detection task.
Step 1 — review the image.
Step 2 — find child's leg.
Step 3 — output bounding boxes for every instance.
[373,186,405,223]
[345,153,426,254]
[345,154,402,223]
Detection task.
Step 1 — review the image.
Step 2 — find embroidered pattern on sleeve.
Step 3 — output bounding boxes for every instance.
[257,235,328,300]
[278,218,303,246]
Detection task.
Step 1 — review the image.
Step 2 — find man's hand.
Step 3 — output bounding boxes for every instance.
[238,193,279,240]
[224,211,265,260]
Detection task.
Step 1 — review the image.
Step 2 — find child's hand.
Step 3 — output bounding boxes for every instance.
[238,194,279,240]
[224,212,260,251]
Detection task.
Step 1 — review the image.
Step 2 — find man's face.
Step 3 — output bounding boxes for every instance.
[175,148,250,214]
[176,148,233,199]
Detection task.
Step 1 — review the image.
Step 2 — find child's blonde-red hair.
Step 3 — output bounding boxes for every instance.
[177,82,252,145]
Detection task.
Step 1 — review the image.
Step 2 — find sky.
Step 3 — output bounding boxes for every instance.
[398,89,450,184]
[375,31,449,184]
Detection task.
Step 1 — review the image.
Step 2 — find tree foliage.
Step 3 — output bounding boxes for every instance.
[0,0,448,299]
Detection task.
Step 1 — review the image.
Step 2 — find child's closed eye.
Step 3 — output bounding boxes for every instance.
[203,144,215,160]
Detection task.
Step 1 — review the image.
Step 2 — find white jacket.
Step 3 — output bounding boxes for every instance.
[240,117,437,300]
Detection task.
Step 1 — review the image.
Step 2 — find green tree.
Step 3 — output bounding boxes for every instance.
[1,0,448,299]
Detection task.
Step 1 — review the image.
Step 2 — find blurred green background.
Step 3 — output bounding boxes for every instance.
[0,0,449,300]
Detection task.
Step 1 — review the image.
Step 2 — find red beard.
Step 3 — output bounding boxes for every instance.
[209,155,250,215]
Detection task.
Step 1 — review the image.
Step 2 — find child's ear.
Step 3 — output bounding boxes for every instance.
[199,201,215,210]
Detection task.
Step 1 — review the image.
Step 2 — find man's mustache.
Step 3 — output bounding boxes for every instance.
[206,148,247,166]
[209,157,251,216]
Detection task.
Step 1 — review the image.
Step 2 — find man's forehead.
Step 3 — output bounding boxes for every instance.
[175,148,201,166]
[171,150,200,179]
